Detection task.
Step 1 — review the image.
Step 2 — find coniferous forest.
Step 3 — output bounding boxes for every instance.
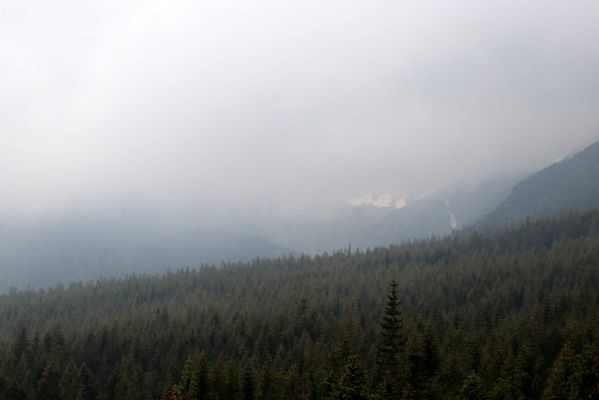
[1,210,599,399]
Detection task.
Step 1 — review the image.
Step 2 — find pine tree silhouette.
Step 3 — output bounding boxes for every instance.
[376,280,405,397]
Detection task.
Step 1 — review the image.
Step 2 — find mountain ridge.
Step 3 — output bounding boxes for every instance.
[478,140,599,226]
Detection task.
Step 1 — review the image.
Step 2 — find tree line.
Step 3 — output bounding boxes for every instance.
[1,210,599,398]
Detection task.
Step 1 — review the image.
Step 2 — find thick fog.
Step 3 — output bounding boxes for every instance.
[2,0,599,221]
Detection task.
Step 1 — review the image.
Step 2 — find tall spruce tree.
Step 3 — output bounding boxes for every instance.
[376,281,405,397]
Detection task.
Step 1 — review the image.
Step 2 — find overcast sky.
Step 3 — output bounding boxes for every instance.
[1,0,599,220]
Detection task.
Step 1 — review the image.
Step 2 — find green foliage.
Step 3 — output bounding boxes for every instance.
[76,362,96,400]
[458,372,485,400]
[543,341,599,400]
[377,281,404,370]
[405,330,441,399]
[335,354,367,400]
[242,359,257,400]
[37,361,62,400]
[376,281,405,398]
[176,353,211,400]
[0,210,598,398]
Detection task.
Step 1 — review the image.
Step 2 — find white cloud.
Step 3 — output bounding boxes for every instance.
[1,0,598,218]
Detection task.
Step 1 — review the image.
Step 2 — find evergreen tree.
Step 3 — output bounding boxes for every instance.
[543,342,599,400]
[405,330,440,399]
[10,327,30,364]
[512,342,543,399]
[60,360,79,400]
[37,360,62,400]
[260,359,275,400]
[376,280,404,397]
[165,387,182,400]
[177,353,211,400]
[4,380,28,400]
[76,362,96,400]
[242,359,257,400]
[176,355,206,399]
[224,360,241,399]
[458,372,485,400]
[335,354,367,400]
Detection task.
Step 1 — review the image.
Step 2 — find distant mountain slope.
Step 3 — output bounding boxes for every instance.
[479,140,599,225]
[0,215,291,292]
[263,174,523,253]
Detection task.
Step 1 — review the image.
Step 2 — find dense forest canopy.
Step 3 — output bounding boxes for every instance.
[3,1,599,398]
[1,209,598,398]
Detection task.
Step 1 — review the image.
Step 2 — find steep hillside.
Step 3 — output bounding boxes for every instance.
[480,140,599,225]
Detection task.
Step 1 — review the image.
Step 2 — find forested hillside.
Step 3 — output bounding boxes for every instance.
[480,140,599,226]
[1,210,599,399]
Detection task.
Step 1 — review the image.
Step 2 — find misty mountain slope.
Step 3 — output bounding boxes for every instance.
[267,174,523,253]
[479,140,599,226]
[0,216,291,293]
[0,175,518,292]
